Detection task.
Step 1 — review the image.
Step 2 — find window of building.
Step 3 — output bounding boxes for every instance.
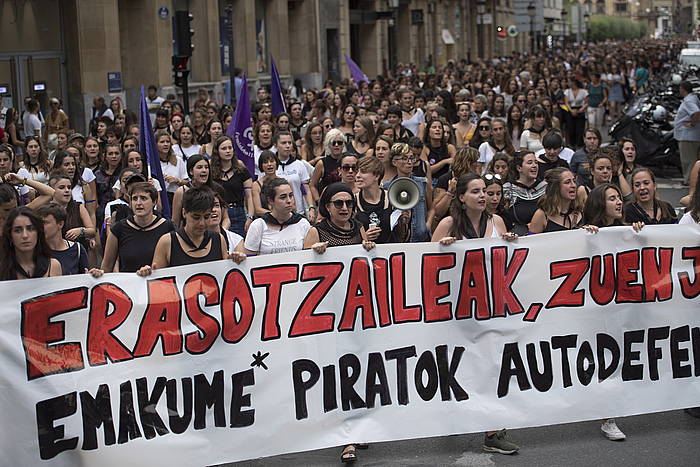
[615,2,627,13]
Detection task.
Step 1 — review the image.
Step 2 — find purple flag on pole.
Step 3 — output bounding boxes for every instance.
[226,73,255,177]
[139,85,171,219]
[344,54,369,85]
[270,55,286,116]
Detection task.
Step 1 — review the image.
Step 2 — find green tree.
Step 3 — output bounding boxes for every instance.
[589,15,646,41]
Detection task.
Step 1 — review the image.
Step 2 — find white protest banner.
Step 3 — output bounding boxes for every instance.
[0,225,699,466]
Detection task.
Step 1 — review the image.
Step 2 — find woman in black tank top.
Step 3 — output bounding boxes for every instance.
[137,187,244,276]
[528,168,583,234]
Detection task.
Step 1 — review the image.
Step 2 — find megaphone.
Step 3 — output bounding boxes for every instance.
[388,177,420,210]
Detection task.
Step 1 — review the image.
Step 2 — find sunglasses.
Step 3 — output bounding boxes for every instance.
[517,99,527,103]
[483,173,503,182]
[341,164,357,172]
[331,140,344,146]
[330,199,355,209]
[479,126,491,131]
[344,111,356,115]
[393,156,416,162]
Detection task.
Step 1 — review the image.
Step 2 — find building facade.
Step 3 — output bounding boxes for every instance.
[0,0,680,135]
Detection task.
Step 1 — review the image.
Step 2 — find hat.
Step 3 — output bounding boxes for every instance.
[318,182,354,219]
[67,133,85,143]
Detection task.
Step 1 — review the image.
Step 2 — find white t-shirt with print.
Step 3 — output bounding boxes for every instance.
[244,217,311,255]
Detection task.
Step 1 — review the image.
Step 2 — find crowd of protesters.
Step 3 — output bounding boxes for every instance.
[1,37,699,462]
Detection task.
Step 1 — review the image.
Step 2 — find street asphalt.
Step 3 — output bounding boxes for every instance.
[221,409,700,466]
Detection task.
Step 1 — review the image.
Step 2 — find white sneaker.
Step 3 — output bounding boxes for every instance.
[600,419,626,441]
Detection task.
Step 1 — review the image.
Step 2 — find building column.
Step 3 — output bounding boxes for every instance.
[339,0,351,82]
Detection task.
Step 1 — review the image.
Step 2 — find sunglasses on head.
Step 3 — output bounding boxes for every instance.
[330,199,355,209]
[483,173,503,183]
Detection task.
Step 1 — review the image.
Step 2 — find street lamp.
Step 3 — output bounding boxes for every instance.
[561,8,568,47]
[527,2,536,54]
[583,11,590,43]
[477,0,486,59]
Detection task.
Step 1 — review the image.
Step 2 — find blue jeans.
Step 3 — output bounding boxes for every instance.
[227,205,246,238]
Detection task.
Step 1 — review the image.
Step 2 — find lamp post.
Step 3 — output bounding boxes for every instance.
[561,8,567,48]
[225,1,236,106]
[584,11,590,43]
[477,0,486,58]
[527,2,536,54]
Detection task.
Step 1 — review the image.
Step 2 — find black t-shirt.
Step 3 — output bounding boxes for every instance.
[355,190,395,244]
[427,144,450,180]
[215,168,252,207]
[110,218,175,272]
[436,172,452,191]
[537,156,570,181]
[52,241,89,275]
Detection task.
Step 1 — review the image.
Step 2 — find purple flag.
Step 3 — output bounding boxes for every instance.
[344,54,369,85]
[270,55,286,116]
[139,85,171,219]
[226,73,255,177]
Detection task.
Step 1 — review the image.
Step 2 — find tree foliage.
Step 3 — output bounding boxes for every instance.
[589,15,647,41]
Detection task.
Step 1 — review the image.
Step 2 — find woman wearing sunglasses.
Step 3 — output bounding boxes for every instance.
[468,117,492,151]
[310,129,346,202]
[302,181,376,464]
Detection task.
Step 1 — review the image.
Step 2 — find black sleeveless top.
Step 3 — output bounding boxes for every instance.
[320,156,342,194]
[427,144,450,180]
[169,231,224,267]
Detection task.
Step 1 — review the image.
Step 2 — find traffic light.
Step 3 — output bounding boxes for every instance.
[497,26,507,40]
[172,55,190,88]
[173,10,194,57]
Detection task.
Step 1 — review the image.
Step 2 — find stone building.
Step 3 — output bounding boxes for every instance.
[0,0,552,134]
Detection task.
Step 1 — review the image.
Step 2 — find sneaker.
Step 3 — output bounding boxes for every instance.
[600,419,626,441]
[483,429,519,454]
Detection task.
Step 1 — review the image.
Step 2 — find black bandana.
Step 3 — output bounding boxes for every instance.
[178,228,211,252]
[262,212,304,228]
[463,212,490,239]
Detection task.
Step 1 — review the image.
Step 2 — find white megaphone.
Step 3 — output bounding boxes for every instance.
[388,177,420,210]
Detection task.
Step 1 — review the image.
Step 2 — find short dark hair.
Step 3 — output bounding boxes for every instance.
[35,202,67,225]
[542,131,563,150]
[258,150,279,171]
[182,186,215,212]
[262,177,291,203]
[128,181,158,202]
[386,105,402,118]
[274,130,293,144]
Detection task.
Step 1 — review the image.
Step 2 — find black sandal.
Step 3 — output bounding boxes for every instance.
[340,445,357,463]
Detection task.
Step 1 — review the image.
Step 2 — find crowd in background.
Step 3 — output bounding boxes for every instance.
[0,37,699,459]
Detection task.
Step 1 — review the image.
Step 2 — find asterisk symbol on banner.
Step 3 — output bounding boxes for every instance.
[251,351,270,370]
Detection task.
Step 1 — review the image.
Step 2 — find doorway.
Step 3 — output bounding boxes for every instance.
[0,53,67,115]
